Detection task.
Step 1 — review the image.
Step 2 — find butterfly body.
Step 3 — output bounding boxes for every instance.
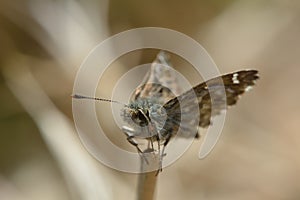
[121,97,168,142]
[119,52,258,161]
[72,51,259,171]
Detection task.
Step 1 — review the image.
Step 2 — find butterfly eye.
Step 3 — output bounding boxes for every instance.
[137,111,145,120]
[131,110,148,127]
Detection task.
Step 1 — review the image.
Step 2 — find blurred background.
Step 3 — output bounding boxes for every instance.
[1,0,300,199]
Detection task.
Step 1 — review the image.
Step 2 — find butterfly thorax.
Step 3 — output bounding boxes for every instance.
[121,98,167,140]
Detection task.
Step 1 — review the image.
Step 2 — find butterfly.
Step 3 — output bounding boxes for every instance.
[72,51,259,172]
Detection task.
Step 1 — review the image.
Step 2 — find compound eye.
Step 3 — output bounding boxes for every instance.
[131,110,148,127]
[137,111,146,121]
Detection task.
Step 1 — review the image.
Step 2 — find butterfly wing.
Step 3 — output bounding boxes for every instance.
[130,51,181,103]
[162,70,259,138]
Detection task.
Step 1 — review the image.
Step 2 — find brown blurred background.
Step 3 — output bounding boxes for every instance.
[1,0,300,200]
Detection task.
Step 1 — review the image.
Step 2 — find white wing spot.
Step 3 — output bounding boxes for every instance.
[232,73,240,84]
[245,85,252,92]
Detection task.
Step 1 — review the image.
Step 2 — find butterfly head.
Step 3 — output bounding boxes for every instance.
[121,98,168,131]
[129,108,149,127]
[120,99,151,128]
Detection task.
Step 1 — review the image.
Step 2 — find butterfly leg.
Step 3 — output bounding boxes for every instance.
[156,134,172,175]
[154,134,170,175]
[150,138,154,149]
[163,134,171,155]
[122,127,148,164]
[126,135,142,153]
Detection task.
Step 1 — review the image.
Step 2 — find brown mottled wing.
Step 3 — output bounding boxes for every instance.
[162,70,259,138]
[130,51,181,103]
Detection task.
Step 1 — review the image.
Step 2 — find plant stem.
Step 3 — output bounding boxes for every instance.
[137,149,159,200]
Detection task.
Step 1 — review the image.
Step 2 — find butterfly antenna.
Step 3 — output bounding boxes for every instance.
[72,94,128,107]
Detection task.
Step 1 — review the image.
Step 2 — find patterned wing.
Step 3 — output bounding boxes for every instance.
[162,70,259,138]
[130,51,181,103]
